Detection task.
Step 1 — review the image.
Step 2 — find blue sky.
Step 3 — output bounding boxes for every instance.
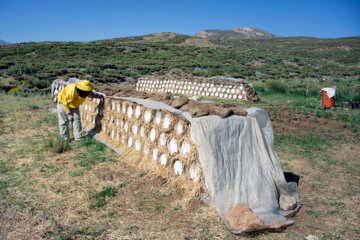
[0,0,359,43]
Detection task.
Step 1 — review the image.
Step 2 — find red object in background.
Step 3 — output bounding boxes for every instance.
[321,91,335,108]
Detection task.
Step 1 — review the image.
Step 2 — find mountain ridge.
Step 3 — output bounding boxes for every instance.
[0,40,10,45]
[196,27,277,39]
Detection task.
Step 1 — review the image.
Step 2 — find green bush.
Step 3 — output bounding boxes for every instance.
[8,88,22,94]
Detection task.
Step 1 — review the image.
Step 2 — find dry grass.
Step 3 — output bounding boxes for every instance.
[0,93,359,240]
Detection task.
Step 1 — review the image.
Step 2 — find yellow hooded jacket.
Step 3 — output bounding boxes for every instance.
[57,84,93,111]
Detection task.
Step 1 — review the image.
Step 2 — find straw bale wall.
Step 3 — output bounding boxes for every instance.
[136,76,259,102]
[79,97,202,183]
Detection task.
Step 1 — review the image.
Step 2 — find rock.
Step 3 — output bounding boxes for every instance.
[279,195,297,211]
[170,98,189,109]
[225,204,266,232]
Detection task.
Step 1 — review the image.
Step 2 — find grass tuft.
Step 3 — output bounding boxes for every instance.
[43,134,71,154]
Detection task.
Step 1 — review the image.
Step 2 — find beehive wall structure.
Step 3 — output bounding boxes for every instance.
[135,76,259,102]
[52,79,299,234]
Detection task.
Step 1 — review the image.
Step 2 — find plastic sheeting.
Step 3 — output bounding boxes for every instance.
[192,108,299,233]
[320,87,337,99]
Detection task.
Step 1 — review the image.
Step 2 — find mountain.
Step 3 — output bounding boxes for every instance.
[0,40,10,45]
[195,27,277,40]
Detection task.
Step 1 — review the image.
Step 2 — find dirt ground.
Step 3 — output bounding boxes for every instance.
[0,94,359,240]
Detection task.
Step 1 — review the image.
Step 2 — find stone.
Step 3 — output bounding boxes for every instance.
[279,195,297,211]
[225,204,266,232]
[170,98,189,109]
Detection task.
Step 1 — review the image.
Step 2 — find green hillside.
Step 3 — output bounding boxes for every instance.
[0,33,359,101]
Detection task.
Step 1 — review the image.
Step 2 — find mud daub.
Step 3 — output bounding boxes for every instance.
[94,85,248,118]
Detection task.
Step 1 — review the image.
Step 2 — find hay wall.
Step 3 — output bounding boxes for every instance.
[136,76,259,102]
[78,93,204,197]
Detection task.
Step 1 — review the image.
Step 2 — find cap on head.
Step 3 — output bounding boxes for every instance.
[76,80,94,92]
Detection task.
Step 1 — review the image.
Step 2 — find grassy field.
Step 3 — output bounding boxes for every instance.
[0,93,359,239]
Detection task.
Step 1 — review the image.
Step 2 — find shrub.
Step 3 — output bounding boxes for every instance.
[8,88,21,94]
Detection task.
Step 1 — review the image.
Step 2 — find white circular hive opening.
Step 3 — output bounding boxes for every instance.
[143,144,149,155]
[112,102,116,110]
[120,120,124,128]
[152,148,158,161]
[181,140,191,157]
[140,126,145,137]
[149,128,156,142]
[135,139,141,151]
[176,121,183,134]
[155,111,161,125]
[144,109,152,123]
[159,133,166,146]
[131,123,138,135]
[233,95,237,99]
[231,89,235,94]
[111,129,115,139]
[173,160,183,176]
[122,103,127,114]
[162,113,171,129]
[128,137,133,148]
[167,137,178,155]
[215,92,219,97]
[127,106,133,118]
[160,153,167,166]
[124,122,129,133]
[210,92,214,97]
[189,163,200,182]
[206,92,210,96]
[116,118,119,126]
[117,103,121,113]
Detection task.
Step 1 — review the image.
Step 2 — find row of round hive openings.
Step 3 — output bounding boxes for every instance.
[136,79,247,100]
[102,99,201,182]
[102,118,201,182]
[106,100,189,134]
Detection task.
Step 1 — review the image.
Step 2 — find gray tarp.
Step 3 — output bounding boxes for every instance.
[192,108,299,232]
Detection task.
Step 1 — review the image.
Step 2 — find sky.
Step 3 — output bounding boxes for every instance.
[0,0,359,43]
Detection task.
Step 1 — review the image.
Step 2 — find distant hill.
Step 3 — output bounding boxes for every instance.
[0,32,359,96]
[195,27,277,39]
[0,40,10,45]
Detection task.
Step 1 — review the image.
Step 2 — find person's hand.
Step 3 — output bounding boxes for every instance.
[65,110,72,120]
[94,93,104,99]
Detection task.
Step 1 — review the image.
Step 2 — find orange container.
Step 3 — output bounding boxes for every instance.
[321,91,335,108]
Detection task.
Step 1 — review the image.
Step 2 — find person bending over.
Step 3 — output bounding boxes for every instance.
[57,80,101,141]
